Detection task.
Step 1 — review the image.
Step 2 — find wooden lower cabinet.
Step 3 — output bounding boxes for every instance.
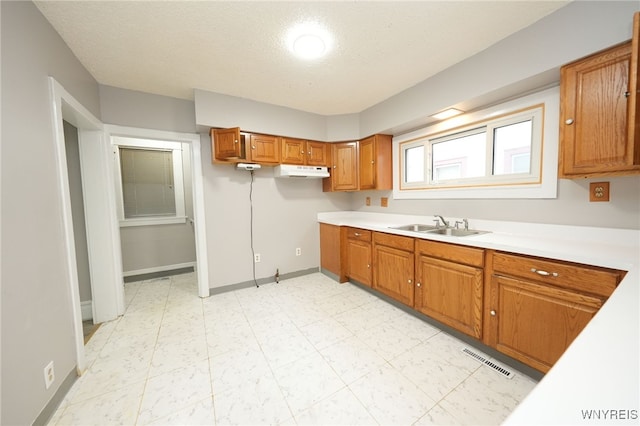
[319,223,346,282]
[346,228,372,286]
[488,274,603,372]
[372,232,415,306]
[414,240,484,338]
[486,251,624,373]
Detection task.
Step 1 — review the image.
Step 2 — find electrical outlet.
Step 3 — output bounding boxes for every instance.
[296,248,302,256]
[590,181,610,202]
[254,253,261,263]
[44,361,55,389]
[365,197,371,206]
[381,197,388,207]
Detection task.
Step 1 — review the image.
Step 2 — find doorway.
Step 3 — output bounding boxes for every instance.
[49,78,210,375]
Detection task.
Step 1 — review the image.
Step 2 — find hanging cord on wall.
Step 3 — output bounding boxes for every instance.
[249,170,259,288]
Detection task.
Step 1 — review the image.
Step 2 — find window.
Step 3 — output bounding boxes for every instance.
[112,136,186,226]
[394,86,559,199]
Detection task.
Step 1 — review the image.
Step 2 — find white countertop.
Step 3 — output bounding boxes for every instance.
[318,211,640,425]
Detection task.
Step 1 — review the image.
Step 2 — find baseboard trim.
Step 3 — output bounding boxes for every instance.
[32,367,77,426]
[80,300,92,321]
[209,267,319,296]
[122,262,196,278]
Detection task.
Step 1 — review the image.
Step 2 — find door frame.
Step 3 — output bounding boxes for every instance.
[49,78,211,376]
[106,124,210,298]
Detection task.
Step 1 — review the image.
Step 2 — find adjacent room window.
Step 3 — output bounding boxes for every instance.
[112,136,186,226]
[401,106,541,189]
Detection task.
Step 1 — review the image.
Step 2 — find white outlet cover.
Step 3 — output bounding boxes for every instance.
[44,360,55,389]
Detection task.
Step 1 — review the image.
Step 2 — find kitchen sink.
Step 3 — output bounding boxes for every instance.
[390,224,438,232]
[426,228,488,237]
[390,224,489,237]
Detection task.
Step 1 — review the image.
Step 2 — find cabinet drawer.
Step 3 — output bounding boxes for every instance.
[415,239,484,268]
[491,252,623,297]
[373,232,414,252]
[346,227,371,242]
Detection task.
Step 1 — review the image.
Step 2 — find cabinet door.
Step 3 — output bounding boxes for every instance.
[249,134,280,163]
[331,142,358,191]
[560,41,639,176]
[373,244,414,306]
[281,137,305,165]
[211,127,243,161]
[319,223,346,282]
[488,274,603,373]
[359,135,392,190]
[307,141,329,166]
[347,239,372,287]
[415,255,483,338]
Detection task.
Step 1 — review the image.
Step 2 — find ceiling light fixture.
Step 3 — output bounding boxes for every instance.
[287,22,332,61]
[431,108,464,120]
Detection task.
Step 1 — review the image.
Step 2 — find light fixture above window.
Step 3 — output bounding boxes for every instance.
[286,22,332,60]
[431,108,464,121]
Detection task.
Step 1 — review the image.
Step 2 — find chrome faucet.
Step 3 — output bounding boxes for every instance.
[455,219,469,230]
[434,215,450,228]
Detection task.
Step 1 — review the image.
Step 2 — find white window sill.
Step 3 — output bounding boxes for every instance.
[119,216,187,227]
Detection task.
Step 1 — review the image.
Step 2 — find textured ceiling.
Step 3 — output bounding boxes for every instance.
[35,1,571,115]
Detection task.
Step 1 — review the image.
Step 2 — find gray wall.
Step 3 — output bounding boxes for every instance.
[63,121,92,302]
[1,2,101,425]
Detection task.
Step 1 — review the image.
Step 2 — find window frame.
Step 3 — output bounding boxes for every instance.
[111,136,186,227]
[394,86,559,199]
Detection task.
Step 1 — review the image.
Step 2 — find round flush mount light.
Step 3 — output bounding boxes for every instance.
[286,22,332,60]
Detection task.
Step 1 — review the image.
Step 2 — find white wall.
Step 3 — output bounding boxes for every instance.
[1,2,102,424]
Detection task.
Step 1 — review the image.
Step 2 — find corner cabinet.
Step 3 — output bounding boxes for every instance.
[559,12,640,177]
[415,240,484,339]
[485,251,624,372]
[323,134,392,192]
[372,232,415,306]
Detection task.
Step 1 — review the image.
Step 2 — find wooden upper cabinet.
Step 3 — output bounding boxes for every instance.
[559,12,640,177]
[281,138,329,166]
[211,127,244,162]
[359,134,392,190]
[306,141,329,166]
[327,142,359,191]
[281,137,306,164]
[248,134,280,164]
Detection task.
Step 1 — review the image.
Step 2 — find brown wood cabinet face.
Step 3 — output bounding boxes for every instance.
[488,274,603,373]
[211,127,243,162]
[373,233,415,306]
[359,135,392,190]
[307,141,329,166]
[347,239,372,286]
[560,41,640,177]
[320,223,346,282]
[330,142,358,191]
[415,255,483,338]
[281,137,305,164]
[249,134,280,163]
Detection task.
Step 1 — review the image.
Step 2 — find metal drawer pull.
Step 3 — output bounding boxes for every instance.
[354,232,360,237]
[531,268,558,277]
[490,310,496,316]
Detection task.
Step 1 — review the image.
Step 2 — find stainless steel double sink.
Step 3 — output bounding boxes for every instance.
[389,223,489,237]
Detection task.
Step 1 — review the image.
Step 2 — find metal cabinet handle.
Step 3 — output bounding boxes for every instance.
[367,264,370,268]
[565,118,574,125]
[531,268,559,277]
[416,282,421,287]
[490,310,496,316]
[354,232,360,236]
[408,279,412,284]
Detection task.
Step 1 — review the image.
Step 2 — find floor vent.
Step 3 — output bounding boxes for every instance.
[462,347,514,379]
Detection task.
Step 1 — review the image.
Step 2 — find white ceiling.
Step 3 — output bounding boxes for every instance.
[35,1,571,116]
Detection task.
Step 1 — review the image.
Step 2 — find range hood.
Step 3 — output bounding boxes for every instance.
[274,164,330,178]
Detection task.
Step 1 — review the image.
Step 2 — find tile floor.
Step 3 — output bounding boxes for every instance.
[47,272,537,425]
